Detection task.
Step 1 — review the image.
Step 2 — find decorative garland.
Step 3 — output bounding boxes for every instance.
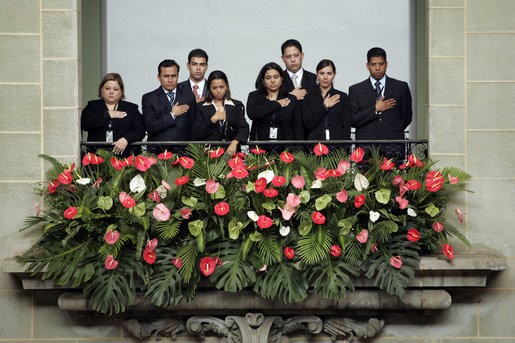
[18,143,470,315]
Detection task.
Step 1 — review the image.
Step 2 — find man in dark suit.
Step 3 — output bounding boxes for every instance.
[280,39,318,140]
[178,49,209,104]
[349,47,412,141]
[142,59,195,151]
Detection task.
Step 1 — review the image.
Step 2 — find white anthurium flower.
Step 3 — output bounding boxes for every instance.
[247,211,259,222]
[76,177,91,185]
[279,226,291,236]
[407,208,417,217]
[193,177,206,186]
[129,174,146,193]
[257,170,275,183]
[311,179,322,189]
[354,173,369,192]
[156,185,167,199]
[369,211,380,222]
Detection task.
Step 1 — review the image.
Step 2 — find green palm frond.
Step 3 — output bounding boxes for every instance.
[254,262,308,303]
[257,231,282,265]
[144,247,183,307]
[177,242,199,283]
[156,219,182,240]
[296,227,332,265]
[305,257,360,299]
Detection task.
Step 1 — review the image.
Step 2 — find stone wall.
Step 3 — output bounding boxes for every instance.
[0,0,513,341]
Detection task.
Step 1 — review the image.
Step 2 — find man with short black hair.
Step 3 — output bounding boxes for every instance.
[179,49,209,103]
[142,59,195,149]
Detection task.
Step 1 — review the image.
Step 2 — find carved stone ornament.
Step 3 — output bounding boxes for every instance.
[121,313,384,342]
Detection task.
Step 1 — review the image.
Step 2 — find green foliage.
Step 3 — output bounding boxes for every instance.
[144,247,183,307]
[257,231,282,265]
[254,262,308,303]
[305,258,360,299]
[296,227,332,265]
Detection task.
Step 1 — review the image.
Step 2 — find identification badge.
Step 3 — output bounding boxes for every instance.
[325,129,330,140]
[106,130,113,142]
[269,127,278,139]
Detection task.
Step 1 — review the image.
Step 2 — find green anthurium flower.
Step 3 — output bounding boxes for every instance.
[425,203,440,217]
[97,196,113,211]
[375,188,391,204]
[188,219,203,236]
[315,194,332,211]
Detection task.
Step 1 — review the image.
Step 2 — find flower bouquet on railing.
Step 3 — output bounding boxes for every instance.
[17,143,471,315]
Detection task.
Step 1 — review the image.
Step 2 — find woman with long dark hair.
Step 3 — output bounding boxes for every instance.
[195,70,249,155]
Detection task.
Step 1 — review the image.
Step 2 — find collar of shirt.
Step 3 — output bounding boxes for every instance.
[203,99,235,107]
[162,87,176,97]
[189,79,206,93]
[369,75,387,95]
[287,69,304,85]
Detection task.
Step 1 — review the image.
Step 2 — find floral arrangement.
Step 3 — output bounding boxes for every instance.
[18,144,470,315]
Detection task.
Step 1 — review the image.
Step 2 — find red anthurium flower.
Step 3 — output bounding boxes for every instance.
[280,151,295,163]
[315,167,328,180]
[443,244,454,260]
[350,147,364,162]
[448,174,459,184]
[177,156,195,169]
[148,189,161,202]
[337,160,351,174]
[263,188,278,198]
[395,196,409,209]
[104,230,120,245]
[336,189,348,203]
[408,154,424,168]
[330,245,341,257]
[380,157,394,170]
[250,146,266,154]
[254,177,267,193]
[214,202,230,216]
[210,147,225,158]
[257,215,273,229]
[92,177,102,188]
[135,155,151,172]
[214,256,223,266]
[392,175,404,186]
[175,176,189,186]
[234,152,247,159]
[455,208,466,223]
[180,208,192,219]
[158,150,174,160]
[399,163,408,169]
[64,206,77,219]
[82,152,104,165]
[143,250,156,264]
[371,242,378,253]
[312,211,326,224]
[125,156,134,166]
[407,228,420,242]
[272,176,286,187]
[291,175,305,189]
[200,257,217,276]
[284,247,295,259]
[356,229,368,243]
[146,238,158,251]
[327,169,342,178]
[205,179,220,194]
[432,222,444,232]
[48,179,60,193]
[147,156,157,166]
[110,157,125,171]
[406,180,421,190]
[230,167,249,179]
[228,156,244,169]
[425,171,445,192]
[105,255,118,270]
[153,203,170,221]
[66,185,78,192]
[172,257,182,269]
[119,191,136,208]
[354,194,365,208]
[390,256,402,269]
[399,184,409,197]
[313,143,329,156]
[58,168,73,184]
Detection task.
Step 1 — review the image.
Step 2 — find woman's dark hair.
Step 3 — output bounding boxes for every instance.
[205,70,231,103]
[98,73,125,99]
[254,62,288,98]
[316,59,336,73]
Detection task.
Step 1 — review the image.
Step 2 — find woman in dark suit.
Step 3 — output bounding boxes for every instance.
[81,73,145,157]
[303,59,351,140]
[246,62,301,141]
[195,70,249,155]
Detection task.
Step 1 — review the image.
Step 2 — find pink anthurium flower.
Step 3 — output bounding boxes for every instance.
[161,180,171,190]
[291,175,305,189]
[337,160,351,174]
[336,189,348,203]
[455,208,466,223]
[390,256,402,269]
[146,238,158,251]
[278,193,301,220]
[356,229,368,243]
[180,208,192,219]
[105,255,118,270]
[395,196,409,209]
[104,230,120,245]
[205,179,220,194]
[148,189,161,202]
[432,222,444,232]
[315,167,328,180]
[153,203,170,221]
[448,174,459,184]
[392,175,404,186]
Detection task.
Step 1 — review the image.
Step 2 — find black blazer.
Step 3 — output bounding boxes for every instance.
[349,76,412,140]
[178,79,207,98]
[246,90,301,140]
[283,69,318,93]
[195,99,249,143]
[303,87,351,140]
[141,86,195,141]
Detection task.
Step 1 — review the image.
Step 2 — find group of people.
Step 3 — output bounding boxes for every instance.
[81,39,413,157]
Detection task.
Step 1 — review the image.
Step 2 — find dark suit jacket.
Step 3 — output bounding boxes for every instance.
[195,99,249,143]
[349,76,412,140]
[246,90,301,140]
[303,87,351,140]
[283,69,318,93]
[178,79,207,98]
[141,86,195,141]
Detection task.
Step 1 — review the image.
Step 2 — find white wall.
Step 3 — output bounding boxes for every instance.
[102,0,415,133]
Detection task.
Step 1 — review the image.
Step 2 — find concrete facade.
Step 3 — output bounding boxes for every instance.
[0,0,513,341]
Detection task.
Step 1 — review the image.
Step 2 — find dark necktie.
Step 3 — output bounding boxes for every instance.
[375,81,382,100]
[167,91,175,106]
